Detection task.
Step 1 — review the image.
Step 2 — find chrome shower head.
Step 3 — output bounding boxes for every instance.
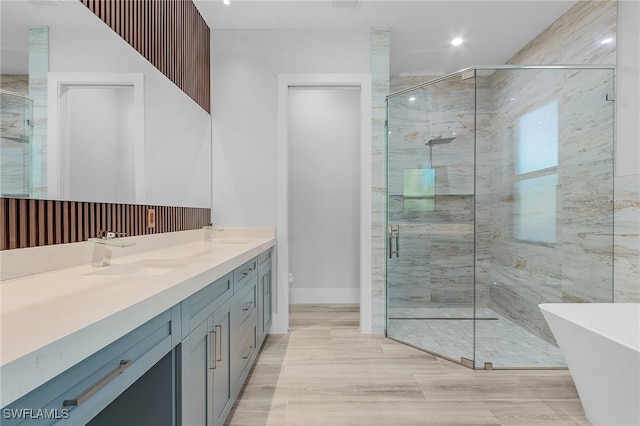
[426,136,456,146]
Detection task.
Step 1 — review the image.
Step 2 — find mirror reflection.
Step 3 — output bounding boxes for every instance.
[0,0,212,208]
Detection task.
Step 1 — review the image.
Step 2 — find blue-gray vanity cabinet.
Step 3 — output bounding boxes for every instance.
[180,273,233,426]
[1,306,180,426]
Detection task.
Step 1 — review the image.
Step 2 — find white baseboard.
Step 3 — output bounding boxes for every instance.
[289,287,360,304]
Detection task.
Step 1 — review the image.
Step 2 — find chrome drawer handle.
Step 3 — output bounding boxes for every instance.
[63,360,132,407]
[209,330,217,369]
[215,325,222,362]
[241,346,254,360]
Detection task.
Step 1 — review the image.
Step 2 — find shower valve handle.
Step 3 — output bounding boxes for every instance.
[388,225,400,258]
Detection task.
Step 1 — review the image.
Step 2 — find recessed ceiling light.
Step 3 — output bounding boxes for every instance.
[600,37,613,45]
[409,96,416,102]
[223,0,230,5]
[451,37,464,46]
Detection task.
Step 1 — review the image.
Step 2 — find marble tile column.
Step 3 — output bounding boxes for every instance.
[29,26,48,198]
[371,28,390,333]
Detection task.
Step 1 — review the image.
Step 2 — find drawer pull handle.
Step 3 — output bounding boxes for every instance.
[209,330,217,369]
[215,325,223,362]
[264,276,270,295]
[63,360,132,407]
[241,346,254,360]
[242,302,253,312]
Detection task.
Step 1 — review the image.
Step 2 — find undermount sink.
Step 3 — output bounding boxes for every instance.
[86,259,190,277]
[207,238,253,244]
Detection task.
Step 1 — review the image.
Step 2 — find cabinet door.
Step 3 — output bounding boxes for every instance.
[212,299,232,426]
[258,261,273,342]
[181,318,212,426]
[263,262,273,334]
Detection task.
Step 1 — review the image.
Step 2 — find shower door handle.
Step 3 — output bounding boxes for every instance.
[388,225,400,258]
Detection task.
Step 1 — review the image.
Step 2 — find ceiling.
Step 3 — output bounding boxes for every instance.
[1,0,99,74]
[1,0,579,77]
[193,0,579,75]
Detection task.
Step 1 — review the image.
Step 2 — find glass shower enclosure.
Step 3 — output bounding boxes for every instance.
[1,89,34,198]
[385,66,615,369]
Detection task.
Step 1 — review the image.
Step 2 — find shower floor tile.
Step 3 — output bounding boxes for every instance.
[387,308,566,368]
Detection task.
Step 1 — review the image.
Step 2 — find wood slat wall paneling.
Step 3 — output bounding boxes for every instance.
[70,202,77,243]
[8,199,17,249]
[80,0,210,113]
[0,198,211,250]
[54,201,62,245]
[0,199,6,250]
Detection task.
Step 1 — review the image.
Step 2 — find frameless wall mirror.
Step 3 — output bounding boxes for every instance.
[0,0,211,208]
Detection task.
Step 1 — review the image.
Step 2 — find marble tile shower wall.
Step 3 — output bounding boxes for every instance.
[28,26,48,199]
[503,0,639,304]
[371,28,390,333]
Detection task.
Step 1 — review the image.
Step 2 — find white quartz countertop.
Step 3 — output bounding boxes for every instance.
[0,228,275,407]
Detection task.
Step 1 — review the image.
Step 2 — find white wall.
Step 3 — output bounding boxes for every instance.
[210,29,370,226]
[288,88,361,304]
[67,86,135,203]
[48,2,211,207]
[614,0,640,302]
[617,0,640,177]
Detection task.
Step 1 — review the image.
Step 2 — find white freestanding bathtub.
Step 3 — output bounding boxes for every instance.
[539,303,640,426]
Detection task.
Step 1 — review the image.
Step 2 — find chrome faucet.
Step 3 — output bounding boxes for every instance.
[91,230,134,267]
[203,223,224,241]
[98,230,128,240]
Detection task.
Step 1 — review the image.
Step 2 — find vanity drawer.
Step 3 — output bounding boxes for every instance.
[231,278,257,337]
[181,273,233,337]
[231,317,257,398]
[233,258,257,293]
[257,248,273,268]
[2,307,178,426]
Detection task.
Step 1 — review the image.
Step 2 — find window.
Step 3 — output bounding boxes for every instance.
[515,100,558,243]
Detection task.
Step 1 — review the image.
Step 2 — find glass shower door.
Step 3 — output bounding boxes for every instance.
[472,67,616,369]
[386,73,476,366]
[0,90,33,198]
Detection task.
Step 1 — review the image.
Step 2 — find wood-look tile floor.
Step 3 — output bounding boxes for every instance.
[225,304,591,426]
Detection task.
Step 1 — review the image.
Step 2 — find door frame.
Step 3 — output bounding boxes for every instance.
[47,72,145,202]
[275,73,372,334]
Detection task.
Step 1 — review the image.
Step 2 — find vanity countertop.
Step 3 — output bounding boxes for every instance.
[0,228,275,407]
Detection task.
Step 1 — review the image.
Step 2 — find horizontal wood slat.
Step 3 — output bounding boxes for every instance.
[80,0,210,113]
[0,198,211,250]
